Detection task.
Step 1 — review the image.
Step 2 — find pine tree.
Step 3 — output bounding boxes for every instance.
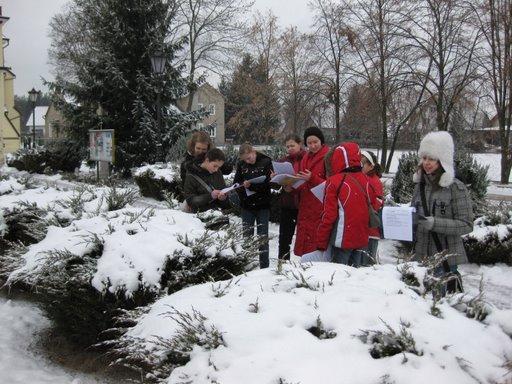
[47,0,201,172]
[222,54,280,143]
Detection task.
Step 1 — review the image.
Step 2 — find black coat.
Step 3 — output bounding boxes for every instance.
[180,152,233,186]
[183,163,230,213]
[233,152,273,210]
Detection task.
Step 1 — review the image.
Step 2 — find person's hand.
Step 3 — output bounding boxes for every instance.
[218,192,227,201]
[211,190,221,199]
[283,185,293,193]
[270,171,276,178]
[297,169,312,181]
[243,180,251,188]
[418,216,435,231]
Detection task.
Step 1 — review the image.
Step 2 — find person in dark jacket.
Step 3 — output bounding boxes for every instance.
[180,131,233,186]
[234,143,273,268]
[275,134,306,260]
[183,148,230,213]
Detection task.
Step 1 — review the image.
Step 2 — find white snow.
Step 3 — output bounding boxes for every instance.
[1,170,512,384]
[0,297,108,384]
[123,262,512,384]
[133,163,180,183]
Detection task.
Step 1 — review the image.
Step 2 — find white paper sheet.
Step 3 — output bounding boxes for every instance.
[382,206,416,241]
[220,183,241,194]
[272,161,295,175]
[311,181,326,202]
[301,247,332,263]
[247,175,267,184]
[270,173,305,188]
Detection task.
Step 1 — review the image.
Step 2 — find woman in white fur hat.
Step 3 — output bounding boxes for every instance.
[411,131,473,294]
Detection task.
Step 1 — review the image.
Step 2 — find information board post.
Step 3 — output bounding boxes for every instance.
[89,129,115,181]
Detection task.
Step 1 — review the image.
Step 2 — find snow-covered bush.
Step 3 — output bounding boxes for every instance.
[390,151,489,211]
[133,165,183,201]
[166,134,188,162]
[99,262,512,384]
[7,139,85,174]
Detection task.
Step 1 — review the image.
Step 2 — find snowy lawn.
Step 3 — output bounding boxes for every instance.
[119,262,512,384]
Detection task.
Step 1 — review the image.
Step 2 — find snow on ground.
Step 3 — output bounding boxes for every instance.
[0,297,109,384]
[124,262,512,384]
[1,170,512,384]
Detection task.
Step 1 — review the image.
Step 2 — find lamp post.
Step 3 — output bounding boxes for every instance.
[150,52,167,134]
[28,88,40,148]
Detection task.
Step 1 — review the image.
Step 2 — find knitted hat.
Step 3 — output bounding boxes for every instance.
[414,130,455,187]
[303,126,325,145]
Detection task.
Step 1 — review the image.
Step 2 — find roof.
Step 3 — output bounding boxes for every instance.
[26,106,49,127]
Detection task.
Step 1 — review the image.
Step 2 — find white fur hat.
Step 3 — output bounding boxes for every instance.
[414,130,454,187]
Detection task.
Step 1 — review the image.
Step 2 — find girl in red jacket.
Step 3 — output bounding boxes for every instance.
[316,142,375,266]
[361,150,384,265]
[294,127,330,256]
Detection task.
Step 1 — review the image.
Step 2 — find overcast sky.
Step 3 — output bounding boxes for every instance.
[2,0,312,97]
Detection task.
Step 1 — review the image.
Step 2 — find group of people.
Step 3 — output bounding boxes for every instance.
[180,128,473,291]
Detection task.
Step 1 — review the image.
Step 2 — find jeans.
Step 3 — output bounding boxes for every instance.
[332,247,364,267]
[241,208,270,268]
[278,208,298,260]
[363,238,379,265]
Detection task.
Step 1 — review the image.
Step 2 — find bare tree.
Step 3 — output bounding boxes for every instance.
[473,0,512,183]
[277,26,326,135]
[309,0,354,143]
[173,0,253,111]
[346,0,430,170]
[398,0,481,133]
[248,10,281,83]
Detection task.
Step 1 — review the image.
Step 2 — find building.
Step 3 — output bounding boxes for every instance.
[176,82,225,145]
[0,7,21,161]
[44,103,67,140]
[26,105,49,145]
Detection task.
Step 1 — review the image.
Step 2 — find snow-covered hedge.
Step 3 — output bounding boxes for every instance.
[103,262,512,384]
[1,175,259,345]
[133,164,184,201]
[463,204,512,266]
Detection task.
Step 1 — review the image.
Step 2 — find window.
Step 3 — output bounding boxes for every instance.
[197,103,204,111]
[197,122,204,130]
[209,123,217,138]
[208,104,215,115]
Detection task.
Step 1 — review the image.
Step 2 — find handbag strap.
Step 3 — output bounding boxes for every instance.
[419,181,451,273]
[347,174,372,208]
[190,173,213,194]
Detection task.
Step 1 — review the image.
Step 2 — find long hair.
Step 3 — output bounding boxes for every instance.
[187,130,212,154]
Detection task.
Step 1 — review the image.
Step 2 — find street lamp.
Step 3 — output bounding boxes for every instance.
[28,87,40,148]
[150,52,167,134]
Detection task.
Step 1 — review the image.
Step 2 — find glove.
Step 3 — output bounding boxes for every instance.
[418,216,435,231]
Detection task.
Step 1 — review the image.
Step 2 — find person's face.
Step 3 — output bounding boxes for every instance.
[421,156,440,174]
[306,136,322,154]
[285,139,301,156]
[241,150,257,164]
[203,159,224,174]
[361,157,374,175]
[194,142,209,156]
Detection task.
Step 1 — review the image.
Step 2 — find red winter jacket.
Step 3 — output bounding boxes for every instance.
[316,142,374,250]
[367,173,384,239]
[278,149,306,210]
[294,144,330,256]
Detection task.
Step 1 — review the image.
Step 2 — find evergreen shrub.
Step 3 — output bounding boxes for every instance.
[463,203,512,265]
[7,140,85,174]
[133,168,183,201]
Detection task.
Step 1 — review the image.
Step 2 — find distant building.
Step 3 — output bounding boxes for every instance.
[26,105,49,145]
[44,103,67,140]
[176,83,225,145]
[0,7,21,160]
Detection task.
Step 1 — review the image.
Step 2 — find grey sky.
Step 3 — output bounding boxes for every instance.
[2,0,312,97]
